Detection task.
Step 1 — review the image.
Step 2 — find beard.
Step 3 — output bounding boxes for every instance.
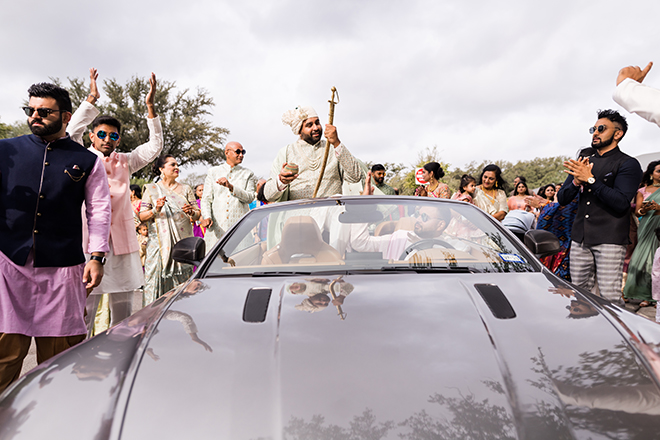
[29,116,63,137]
[373,176,385,185]
[591,133,614,149]
[300,129,322,145]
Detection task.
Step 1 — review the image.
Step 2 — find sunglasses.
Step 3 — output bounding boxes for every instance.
[589,124,620,134]
[22,106,64,118]
[96,130,120,141]
[231,149,246,155]
[416,213,440,222]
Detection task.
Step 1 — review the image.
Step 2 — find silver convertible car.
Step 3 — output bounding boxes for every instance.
[3,196,660,439]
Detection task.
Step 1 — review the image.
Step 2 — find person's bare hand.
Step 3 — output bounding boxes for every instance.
[549,287,575,298]
[181,203,195,216]
[146,72,157,118]
[564,157,593,185]
[640,200,660,215]
[617,62,653,86]
[325,124,341,147]
[362,171,374,195]
[199,218,212,228]
[332,296,345,306]
[216,177,234,192]
[87,68,100,103]
[525,194,547,209]
[83,260,104,290]
[279,163,298,185]
[155,197,166,212]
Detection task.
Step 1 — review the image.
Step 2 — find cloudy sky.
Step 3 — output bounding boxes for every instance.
[2,0,659,180]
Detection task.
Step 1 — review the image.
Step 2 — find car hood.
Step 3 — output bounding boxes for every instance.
[117,272,660,440]
[3,272,660,440]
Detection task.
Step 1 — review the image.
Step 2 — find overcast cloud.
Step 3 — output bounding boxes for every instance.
[2,0,660,180]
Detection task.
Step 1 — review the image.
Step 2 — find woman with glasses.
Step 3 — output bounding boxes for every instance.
[414,162,450,199]
[139,154,200,305]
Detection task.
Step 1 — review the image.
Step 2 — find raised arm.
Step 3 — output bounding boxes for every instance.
[613,62,660,127]
[146,72,157,119]
[128,73,163,173]
[68,68,101,145]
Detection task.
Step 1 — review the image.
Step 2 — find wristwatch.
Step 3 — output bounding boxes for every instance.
[587,177,596,185]
[90,255,106,265]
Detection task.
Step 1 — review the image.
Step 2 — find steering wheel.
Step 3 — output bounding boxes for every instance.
[400,238,455,260]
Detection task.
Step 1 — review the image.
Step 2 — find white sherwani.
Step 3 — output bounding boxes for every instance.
[201,163,256,249]
[613,78,660,127]
[264,139,363,202]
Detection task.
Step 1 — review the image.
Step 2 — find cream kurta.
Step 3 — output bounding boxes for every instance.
[264,139,362,202]
[201,163,256,249]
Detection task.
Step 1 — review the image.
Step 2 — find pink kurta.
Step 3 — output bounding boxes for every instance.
[0,158,110,337]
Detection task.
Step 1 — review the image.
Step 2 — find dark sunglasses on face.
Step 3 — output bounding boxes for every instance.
[22,106,64,118]
[589,124,619,134]
[416,213,439,222]
[96,130,120,141]
[232,149,246,155]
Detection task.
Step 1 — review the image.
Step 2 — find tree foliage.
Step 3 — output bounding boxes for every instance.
[367,146,571,197]
[65,75,229,179]
[451,156,570,193]
[0,120,30,139]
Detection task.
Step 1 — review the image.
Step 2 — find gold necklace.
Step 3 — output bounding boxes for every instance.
[481,186,497,204]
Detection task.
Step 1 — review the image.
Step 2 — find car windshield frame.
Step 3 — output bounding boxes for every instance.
[197,196,543,278]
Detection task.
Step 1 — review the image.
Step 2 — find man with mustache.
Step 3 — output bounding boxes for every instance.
[557,109,642,304]
[67,68,163,334]
[263,105,362,201]
[0,82,111,393]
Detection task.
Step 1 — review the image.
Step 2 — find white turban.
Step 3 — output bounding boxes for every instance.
[282,105,318,135]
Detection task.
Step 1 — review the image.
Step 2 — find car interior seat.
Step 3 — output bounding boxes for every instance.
[261,216,342,265]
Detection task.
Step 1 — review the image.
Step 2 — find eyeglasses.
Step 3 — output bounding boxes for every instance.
[589,124,620,134]
[22,106,64,118]
[96,130,120,141]
[231,149,246,155]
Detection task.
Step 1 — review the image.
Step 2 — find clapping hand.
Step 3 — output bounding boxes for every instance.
[563,157,593,185]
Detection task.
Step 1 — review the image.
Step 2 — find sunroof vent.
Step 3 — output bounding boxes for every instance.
[474,284,516,319]
[243,288,272,323]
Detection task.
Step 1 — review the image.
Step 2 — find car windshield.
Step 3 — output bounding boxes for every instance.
[203,197,537,276]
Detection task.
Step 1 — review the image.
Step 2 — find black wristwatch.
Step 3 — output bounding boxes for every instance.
[90,255,106,265]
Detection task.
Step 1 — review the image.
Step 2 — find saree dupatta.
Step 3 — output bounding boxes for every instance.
[147,183,194,272]
[624,188,660,300]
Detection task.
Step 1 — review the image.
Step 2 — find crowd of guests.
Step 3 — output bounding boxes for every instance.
[413,156,660,323]
[3,62,660,395]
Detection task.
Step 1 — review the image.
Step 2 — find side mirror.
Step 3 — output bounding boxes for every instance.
[524,230,560,258]
[172,237,206,266]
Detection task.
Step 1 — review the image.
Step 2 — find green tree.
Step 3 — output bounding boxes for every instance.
[0,120,30,139]
[65,74,229,180]
[391,146,452,195]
